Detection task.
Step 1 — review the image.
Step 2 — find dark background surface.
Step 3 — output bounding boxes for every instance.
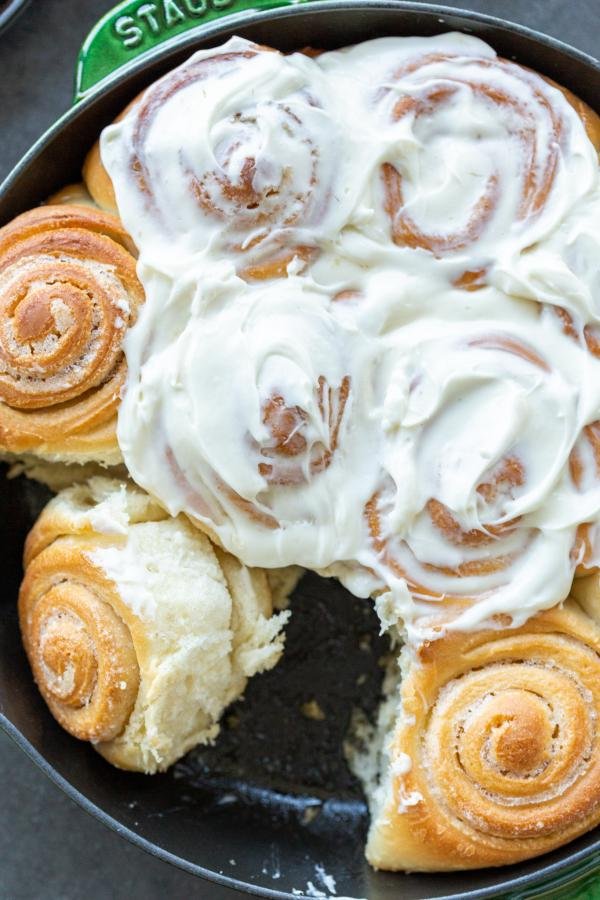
[0,1,598,898]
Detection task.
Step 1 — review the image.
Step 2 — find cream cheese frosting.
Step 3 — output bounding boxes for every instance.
[101,34,600,643]
[118,271,381,567]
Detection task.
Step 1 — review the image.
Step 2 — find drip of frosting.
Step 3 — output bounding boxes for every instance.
[103,34,600,644]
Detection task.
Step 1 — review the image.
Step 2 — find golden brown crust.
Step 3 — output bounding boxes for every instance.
[19,539,141,742]
[46,183,97,209]
[0,205,143,463]
[570,571,600,619]
[82,96,142,214]
[0,203,137,258]
[367,603,600,871]
[19,481,176,756]
[19,478,289,773]
[83,138,119,214]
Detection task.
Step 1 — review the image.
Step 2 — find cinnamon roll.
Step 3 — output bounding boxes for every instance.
[365,602,600,871]
[8,31,600,875]
[104,35,600,641]
[570,567,600,619]
[83,97,141,215]
[83,142,119,215]
[298,34,598,298]
[19,477,289,772]
[372,43,598,265]
[0,205,143,465]
[98,36,347,281]
[338,294,600,640]
[492,181,600,339]
[118,276,379,570]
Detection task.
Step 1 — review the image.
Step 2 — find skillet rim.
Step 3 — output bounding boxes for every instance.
[1,3,599,897]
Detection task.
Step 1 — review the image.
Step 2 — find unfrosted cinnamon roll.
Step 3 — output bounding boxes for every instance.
[83,144,119,215]
[19,477,289,772]
[364,602,600,871]
[0,205,143,465]
[83,97,140,214]
[570,569,600,620]
[5,456,129,493]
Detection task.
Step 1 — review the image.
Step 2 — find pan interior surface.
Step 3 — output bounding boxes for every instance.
[1,5,600,898]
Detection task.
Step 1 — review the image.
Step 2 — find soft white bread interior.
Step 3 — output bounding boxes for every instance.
[265,565,304,609]
[19,477,289,773]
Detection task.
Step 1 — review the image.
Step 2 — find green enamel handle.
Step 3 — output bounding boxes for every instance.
[75,0,314,101]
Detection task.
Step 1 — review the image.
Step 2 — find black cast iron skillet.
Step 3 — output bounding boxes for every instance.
[1,4,600,898]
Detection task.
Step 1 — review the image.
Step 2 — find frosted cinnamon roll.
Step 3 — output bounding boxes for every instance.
[487,78,600,320]
[354,308,600,640]
[363,601,600,870]
[118,276,379,569]
[100,37,347,280]
[377,58,591,248]
[0,205,143,465]
[102,32,600,644]
[19,477,288,772]
[492,182,600,331]
[315,34,598,290]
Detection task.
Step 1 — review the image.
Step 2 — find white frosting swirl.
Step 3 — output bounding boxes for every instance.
[318,36,596,263]
[354,301,600,640]
[100,38,351,278]
[103,34,600,643]
[118,272,380,567]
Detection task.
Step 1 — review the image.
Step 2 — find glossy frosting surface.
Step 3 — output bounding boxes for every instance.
[101,34,600,643]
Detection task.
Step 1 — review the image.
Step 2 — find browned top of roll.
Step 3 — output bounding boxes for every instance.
[0,205,143,461]
[366,602,600,871]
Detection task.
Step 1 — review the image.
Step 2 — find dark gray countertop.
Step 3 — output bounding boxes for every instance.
[0,1,598,898]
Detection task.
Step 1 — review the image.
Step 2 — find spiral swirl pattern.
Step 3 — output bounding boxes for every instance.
[117,277,376,568]
[103,33,600,641]
[355,308,600,637]
[19,477,290,772]
[258,375,350,486]
[0,205,143,462]
[19,542,140,742]
[100,38,344,280]
[366,603,600,870]
[377,53,566,254]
